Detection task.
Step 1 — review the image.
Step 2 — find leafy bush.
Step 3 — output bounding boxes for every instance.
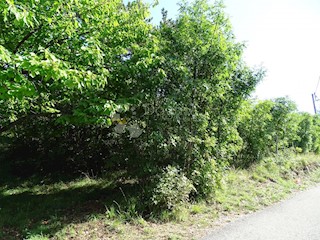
[151,166,195,211]
[190,158,222,199]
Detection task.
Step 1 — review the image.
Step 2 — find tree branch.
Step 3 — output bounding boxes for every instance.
[0,112,58,134]
[14,24,43,54]
[0,115,30,134]
[44,30,90,49]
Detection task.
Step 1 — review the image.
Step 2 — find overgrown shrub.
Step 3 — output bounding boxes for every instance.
[151,166,195,211]
[190,158,222,199]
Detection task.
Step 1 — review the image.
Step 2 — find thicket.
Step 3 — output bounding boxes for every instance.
[1,0,319,212]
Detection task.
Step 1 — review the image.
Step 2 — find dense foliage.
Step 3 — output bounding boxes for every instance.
[237,97,297,167]
[1,0,319,211]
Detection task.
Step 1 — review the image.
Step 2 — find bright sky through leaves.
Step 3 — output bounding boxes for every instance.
[145,0,320,113]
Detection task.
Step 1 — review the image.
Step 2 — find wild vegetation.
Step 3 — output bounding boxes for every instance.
[1,0,320,239]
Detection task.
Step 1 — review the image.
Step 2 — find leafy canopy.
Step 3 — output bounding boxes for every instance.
[0,0,162,129]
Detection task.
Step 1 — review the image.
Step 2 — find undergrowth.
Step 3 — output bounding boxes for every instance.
[1,153,320,240]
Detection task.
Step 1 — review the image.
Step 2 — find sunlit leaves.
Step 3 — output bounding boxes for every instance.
[0,0,158,129]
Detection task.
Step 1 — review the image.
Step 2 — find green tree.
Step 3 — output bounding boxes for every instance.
[1,0,265,204]
[0,0,161,132]
[238,97,300,167]
[311,114,320,153]
[145,0,263,198]
[270,97,297,154]
[237,99,274,166]
[0,0,170,178]
[296,113,314,153]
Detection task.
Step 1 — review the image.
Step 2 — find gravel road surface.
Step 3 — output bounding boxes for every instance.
[203,184,320,240]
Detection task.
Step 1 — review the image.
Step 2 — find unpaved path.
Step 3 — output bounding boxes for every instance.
[203,184,320,240]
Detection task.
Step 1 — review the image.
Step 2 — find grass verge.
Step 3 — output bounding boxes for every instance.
[1,153,320,240]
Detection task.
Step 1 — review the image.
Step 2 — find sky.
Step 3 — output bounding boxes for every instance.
[143,0,320,113]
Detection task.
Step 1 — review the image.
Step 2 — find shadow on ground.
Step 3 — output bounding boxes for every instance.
[0,174,141,240]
